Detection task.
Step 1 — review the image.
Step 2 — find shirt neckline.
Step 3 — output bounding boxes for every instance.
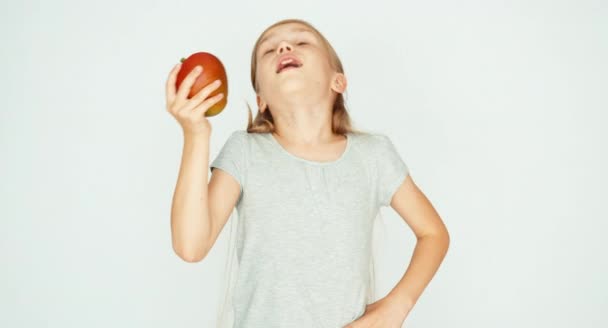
[265,132,352,166]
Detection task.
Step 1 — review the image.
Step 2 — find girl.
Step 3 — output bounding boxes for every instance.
[166,18,449,328]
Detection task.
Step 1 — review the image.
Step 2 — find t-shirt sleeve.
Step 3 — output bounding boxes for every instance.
[209,130,247,193]
[375,134,409,207]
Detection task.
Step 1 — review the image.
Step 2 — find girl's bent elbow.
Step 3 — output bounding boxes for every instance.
[172,243,208,263]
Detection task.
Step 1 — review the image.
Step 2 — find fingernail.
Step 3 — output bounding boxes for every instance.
[194,66,202,72]
[215,79,222,85]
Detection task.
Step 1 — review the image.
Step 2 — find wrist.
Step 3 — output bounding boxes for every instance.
[386,291,415,315]
[183,132,210,143]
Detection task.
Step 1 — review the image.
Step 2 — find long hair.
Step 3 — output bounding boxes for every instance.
[216,19,389,327]
[244,18,363,136]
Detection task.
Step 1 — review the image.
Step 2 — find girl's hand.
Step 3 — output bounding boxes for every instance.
[165,63,224,138]
[342,296,412,328]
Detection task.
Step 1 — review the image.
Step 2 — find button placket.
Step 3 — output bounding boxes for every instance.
[304,166,323,223]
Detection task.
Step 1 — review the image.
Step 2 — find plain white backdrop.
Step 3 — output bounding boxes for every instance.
[1,0,606,327]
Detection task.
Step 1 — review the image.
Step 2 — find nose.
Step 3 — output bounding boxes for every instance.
[276,40,293,54]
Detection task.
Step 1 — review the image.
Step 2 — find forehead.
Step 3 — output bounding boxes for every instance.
[258,23,316,45]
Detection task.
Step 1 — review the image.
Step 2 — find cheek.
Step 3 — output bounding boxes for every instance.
[254,68,272,93]
[255,68,269,87]
[256,61,278,83]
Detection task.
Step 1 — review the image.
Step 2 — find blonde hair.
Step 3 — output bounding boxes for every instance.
[216,19,388,327]
[245,18,363,135]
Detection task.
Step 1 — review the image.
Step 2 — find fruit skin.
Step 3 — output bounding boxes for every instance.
[176,52,228,117]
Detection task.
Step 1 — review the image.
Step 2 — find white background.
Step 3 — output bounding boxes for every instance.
[1,0,606,327]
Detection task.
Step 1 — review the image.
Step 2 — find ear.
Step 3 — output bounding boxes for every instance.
[331,73,347,94]
[256,95,268,113]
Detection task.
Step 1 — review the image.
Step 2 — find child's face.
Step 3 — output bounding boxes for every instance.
[254,23,343,107]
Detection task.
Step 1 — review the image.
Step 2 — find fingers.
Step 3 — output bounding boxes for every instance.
[180,78,223,112]
[192,92,225,116]
[165,62,182,109]
[175,65,203,104]
[190,79,222,103]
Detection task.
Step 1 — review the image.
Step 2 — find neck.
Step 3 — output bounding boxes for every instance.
[269,98,339,146]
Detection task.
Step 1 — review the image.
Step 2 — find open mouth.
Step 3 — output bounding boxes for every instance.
[278,64,302,73]
[276,57,303,73]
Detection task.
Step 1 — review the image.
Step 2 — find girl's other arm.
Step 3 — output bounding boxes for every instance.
[170,134,240,262]
[386,174,450,311]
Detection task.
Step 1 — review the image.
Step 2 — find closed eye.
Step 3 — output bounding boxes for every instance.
[262,41,308,56]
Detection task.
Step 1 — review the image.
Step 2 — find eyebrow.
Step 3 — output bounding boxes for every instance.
[258,27,314,48]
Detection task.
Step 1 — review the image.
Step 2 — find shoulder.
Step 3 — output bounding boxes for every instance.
[348,130,392,151]
[228,129,249,140]
[222,129,253,148]
[349,131,405,171]
[229,129,266,143]
[221,130,271,157]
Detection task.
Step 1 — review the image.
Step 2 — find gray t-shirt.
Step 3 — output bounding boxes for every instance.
[210,130,409,328]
